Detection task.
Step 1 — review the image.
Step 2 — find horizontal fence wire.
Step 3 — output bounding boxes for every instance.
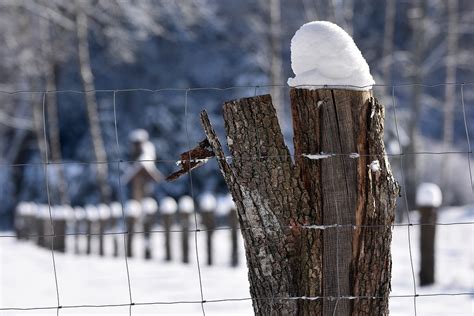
[2,221,474,239]
[1,292,473,312]
[0,82,472,315]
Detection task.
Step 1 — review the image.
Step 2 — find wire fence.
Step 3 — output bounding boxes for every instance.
[0,82,473,315]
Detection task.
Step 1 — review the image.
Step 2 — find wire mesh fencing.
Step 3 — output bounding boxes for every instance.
[0,82,473,315]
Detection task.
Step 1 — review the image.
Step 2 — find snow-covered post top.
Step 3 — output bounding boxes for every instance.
[287,21,374,91]
[199,193,217,213]
[125,200,142,218]
[178,196,195,214]
[142,197,158,215]
[74,206,86,221]
[416,183,442,208]
[160,197,178,215]
[110,202,123,219]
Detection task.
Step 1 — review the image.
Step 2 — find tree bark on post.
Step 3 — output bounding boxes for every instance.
[199,89,398,315]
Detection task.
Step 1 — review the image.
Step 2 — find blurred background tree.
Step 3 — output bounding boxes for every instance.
[0,0,472,228]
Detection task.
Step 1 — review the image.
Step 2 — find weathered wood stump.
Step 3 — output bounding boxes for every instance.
[200,89,399,316]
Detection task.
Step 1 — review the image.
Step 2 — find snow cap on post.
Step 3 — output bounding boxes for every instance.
[52,205,67,220]
[287,21,375,90]
[160,197,178,215]
[125,200,142,218]
[74,206,86,221]
[85,204,99,221]
[199,192,217,213]
[97,203,111,220]
[178,195,194,214]
[110,202,123,219]
[129,129,149,143]
[142,197,158,215]
[38,204,50,219]
[416,183,442,208]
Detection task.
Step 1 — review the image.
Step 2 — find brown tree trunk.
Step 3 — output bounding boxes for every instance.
[200,89,398,315]
[75,7,111,203]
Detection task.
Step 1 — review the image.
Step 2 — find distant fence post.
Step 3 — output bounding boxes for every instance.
[97,204,111,256]
[142,198,158,259]
[228,203,239,267]
[110,202,123,257]
[37,205,49,248]
[417,183,442,286]
[73,207,86,254]
[199,193,216,266]
[178,196,194,264]
[52,206,67,252]
[125,200,142,258]
[160,197,177,261]
[85,205,99,255]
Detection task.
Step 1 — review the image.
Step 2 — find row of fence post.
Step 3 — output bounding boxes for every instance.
[14,194,240,267]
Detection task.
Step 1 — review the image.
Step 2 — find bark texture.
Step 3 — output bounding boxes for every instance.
[200,89,398,315]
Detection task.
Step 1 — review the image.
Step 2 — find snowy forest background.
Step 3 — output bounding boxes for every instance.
[1,0,474,229]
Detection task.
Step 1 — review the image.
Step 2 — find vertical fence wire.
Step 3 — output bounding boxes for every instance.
[41,92,62,315]
[391,86,418,315]
[112,90,134,315]
[460,84,474,193]
[183,89,207,316]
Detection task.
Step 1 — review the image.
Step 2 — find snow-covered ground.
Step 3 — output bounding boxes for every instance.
[1,206,473,315]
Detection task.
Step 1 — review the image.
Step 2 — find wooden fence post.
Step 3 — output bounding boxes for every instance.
[73,206,86,254]
[160,197,177,261]
[97,204,111,256]
[85,205,99,255]
[142,197,158,259]
[110,202,123,257]
[52,206,67,252]
[199,90,399,315]
[125,200,142,258]
[199,193,217,266]
[37,204,50,248]
[223,194,239,267]
[416,183,442,286]
[14,202,27,240]
[178,196,194,264]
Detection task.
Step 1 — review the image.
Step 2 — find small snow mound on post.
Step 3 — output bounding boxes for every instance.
[287,21,375,90]
[142,197,158,215]
[199,193,217,212]
[74,206,86,221]
[416,183,442,208]
[125,200,142,218]
[85,205,99,221]
[97,203,111,220]
[110,202,123,219]
[160,197,178,215]
[178,196,195,214]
